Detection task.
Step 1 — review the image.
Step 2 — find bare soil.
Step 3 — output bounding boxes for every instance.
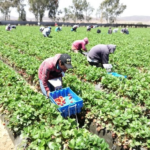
[0,119,14,150]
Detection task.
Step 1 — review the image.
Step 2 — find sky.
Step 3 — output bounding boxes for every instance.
[0,0,150,19]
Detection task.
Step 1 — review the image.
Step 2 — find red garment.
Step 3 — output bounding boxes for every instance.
[72,40,87,51]
[38,54,65,91]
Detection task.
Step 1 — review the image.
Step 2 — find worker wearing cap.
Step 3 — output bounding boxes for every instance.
[87,44,116,67]
[71,37,89,53]
[38,54,73,97]
[42,26,51,37]
[5,24,11,31]
[40,26,45,32]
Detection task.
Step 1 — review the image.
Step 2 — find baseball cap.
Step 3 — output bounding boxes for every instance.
[59,54,73,69]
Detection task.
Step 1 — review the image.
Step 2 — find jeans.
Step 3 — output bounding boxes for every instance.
[39,80,55,97]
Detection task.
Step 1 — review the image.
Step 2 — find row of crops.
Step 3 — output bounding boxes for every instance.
[0,26,150,149]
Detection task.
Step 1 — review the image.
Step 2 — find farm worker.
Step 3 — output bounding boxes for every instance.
[55,26,61,32]
[108,27,112,34]
[87,25,91,31]
[5,24,11,31]
[97,29,101,33]
[87,44,116,67]
[93,25,98,28]
[71,25,78,32]
[42,26,51,37]
[38,54,73,97]
[71,37,89,53]
[113,28,118,33]
[121,28,125,33]
[40,26,45,32]
[124,27,129,34]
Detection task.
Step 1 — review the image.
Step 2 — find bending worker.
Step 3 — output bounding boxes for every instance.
[108,27,112,34]
[42,26,51,37]
[87,44,116,67]
[72,37,89,53]
[38,54,73,97]
[55,26,61,32]
[97,29,101,34]
[113,28,118,33]
[87,25,91,31]
[71,25,78,32]
[124,27,129,34]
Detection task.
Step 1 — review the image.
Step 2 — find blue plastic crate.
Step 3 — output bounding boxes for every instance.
[108,72,127,78]
[49,87,83,118]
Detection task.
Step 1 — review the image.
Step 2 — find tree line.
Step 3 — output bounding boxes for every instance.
[0,0,126,23]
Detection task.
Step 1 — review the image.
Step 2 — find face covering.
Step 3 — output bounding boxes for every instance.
[57,64,62,71]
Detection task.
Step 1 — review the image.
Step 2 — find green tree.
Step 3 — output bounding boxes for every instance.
[95,8,103,23]
[62,8,70,22]
[12,0,26,21]
[17,4,26,21]
[47,0,59,21]
[100,0,126,23]
[82,0,94,22]
[68,0,84,23]
[28,0,48,22]
[0,0,14,20]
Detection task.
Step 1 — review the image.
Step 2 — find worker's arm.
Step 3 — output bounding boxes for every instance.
[41,64,51,96]
[82,42,87,51]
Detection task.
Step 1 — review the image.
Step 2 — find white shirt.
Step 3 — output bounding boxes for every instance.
[73,25,78,28]
[42,28,51,37]
[87,26,91,29]
[5,25,11,31]
[113,28,118,33]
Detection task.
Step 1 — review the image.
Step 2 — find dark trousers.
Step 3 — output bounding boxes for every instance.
[88,61,102,67]
[73,28,77,32]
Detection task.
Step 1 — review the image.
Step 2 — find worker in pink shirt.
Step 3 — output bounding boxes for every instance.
[71,37,89,53]
[38,54,73,98]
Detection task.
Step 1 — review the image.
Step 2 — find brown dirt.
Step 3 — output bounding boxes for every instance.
[0,119,14,150]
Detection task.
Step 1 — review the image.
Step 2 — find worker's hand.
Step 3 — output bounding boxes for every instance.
[47,91,50,97]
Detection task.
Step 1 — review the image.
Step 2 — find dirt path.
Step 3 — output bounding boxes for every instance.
[0,119,15,150]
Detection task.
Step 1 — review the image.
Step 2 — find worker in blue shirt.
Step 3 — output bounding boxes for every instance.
[55,26,62,32]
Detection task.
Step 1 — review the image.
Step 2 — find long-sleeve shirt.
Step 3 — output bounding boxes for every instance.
[55,27,61,32]
[87,26,91,29]
[38,54,65,91]
[42,27,51,37]
[72,40,87,51]
[88,44,116,64]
